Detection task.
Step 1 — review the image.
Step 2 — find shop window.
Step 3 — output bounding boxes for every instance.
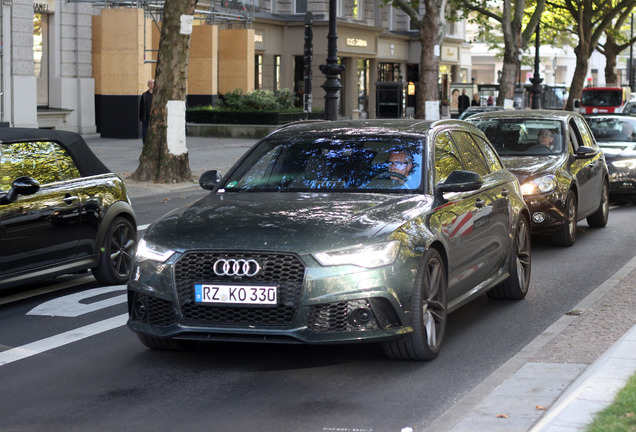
[378,63,402,82]
[274,55,281,92]
[295,0,307,14]
[353,0,364,20]
[255,54,263,90]
[34,13,49,107]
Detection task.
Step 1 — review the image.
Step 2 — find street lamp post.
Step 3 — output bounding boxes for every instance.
[319,0,345,120]
[530,22,543,109]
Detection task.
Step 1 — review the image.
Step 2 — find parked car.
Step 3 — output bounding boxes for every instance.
[0,128,137,290]
[468,110,609,246]
[458,106,510,120]
[584,114,636,200]
[128,119,531,361]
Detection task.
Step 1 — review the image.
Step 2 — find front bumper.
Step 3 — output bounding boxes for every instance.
[522,192,568,234]
[127,250,414,345]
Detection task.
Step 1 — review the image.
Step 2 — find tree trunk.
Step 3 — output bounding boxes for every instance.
[130,0,197,183]
[498,45,520,106]
[566,44,591,111]
[603,34,620,85]
[417,0,441,120]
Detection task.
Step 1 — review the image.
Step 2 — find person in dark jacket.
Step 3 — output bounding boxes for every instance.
[139,79,154,142]
[458,89,470,115]
[472,93,480,106]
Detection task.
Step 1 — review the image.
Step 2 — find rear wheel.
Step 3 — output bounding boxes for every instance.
[383,249,447,361]
[587,180,609,227]
[137,333,198,351]
[552,190,577,246]
[488,215,531,300]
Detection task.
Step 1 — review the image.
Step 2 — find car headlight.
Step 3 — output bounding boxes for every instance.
[611,159,636,169]
[135,238,175,263]
[313,241,400,268]
[520,175,556,196]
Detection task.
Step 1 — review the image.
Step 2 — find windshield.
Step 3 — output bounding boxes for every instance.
[586,117,636,143]
[470,119,564,156]
[581,90,623,107]
[221,135,424,192]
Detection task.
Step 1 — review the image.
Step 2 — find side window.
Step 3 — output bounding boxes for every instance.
[434,132,464,184]
[450,131,490,176]
[568,120,581,151]
[573,116,596,148]
[472,134,503,172]
[0,141,80,190]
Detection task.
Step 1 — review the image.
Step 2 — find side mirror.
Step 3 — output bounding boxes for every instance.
[575,146,598,159]
[0,176,40,205]
[199,170,223,190]
[436,170,483,194]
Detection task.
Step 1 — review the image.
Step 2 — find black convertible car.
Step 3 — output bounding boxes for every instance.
[0,128,137,290]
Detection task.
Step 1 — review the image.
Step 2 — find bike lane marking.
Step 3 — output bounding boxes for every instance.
[0,314,128,366]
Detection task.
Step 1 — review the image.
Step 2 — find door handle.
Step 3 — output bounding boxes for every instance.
[475,198,485,208]
[63,195,79,204]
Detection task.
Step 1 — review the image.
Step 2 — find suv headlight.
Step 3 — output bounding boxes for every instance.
[313,241,400,268]
[520,175,556,196]
[135,238,175,263]
[611,159,636,169]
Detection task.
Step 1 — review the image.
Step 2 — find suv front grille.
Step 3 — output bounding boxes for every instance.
[174,251,305,327]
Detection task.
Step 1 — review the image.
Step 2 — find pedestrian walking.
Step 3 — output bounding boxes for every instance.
[139,79,154,143]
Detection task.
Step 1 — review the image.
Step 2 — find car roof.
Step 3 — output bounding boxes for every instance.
[468,109,578,121]
[267,119,476,139]
[0,127,111,177]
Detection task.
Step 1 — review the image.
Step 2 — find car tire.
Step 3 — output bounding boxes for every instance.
[586,180,609,228]
[92,216,137,285]
[553,190,577,246]
[137,333,197,351]
[488,215,531,300]
[382,249,447,361]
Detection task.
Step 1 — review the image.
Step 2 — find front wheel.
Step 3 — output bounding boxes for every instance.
[92,217,137,285]
[488,215,531,300]
[587,180,609,227]
[383,249,447,361]
[553,190,577,246]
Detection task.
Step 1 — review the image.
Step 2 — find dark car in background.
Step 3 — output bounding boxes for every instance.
[584,114,636,201]
[0,129,137,290]
[458,106,510,120]
[128,119,531,361]
[468,110,609,246]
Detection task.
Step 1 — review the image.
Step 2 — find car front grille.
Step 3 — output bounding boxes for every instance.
[174,251,306,327]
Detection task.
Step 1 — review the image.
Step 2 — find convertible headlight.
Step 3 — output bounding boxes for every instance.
[520,175,556,196]
[611,159,636,169]
[313,241,400,268]
[135,238,175,263]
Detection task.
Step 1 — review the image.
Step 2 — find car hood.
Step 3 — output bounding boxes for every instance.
[598,143,636,157]
[499,155,564,183]
[144,192,434,254]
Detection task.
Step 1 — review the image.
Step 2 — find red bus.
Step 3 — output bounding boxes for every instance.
[577,86,631,114]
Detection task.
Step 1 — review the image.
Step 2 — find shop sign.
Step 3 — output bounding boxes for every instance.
[441,45,459,62]
[254,33,264,44]
[346,38,368,48]
[34,1,53,13]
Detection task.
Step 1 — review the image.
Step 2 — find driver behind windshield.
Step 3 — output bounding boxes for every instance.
[386,150,414,184]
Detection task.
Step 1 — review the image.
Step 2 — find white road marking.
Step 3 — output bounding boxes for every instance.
[0,314,127,366]
[138,223,150,231]
[27,286,127,317]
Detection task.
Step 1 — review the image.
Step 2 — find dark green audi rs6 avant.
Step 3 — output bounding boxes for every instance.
[127,120,531,360]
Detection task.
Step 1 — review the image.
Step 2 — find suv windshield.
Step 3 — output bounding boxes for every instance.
[586,117,636,143]
[221,135,424,192]
[470,119,564,156]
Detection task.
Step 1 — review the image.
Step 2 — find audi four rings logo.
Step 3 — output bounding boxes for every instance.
[213,259,261,277]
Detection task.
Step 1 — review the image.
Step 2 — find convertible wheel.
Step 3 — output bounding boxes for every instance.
[137,333,197,351]
[383,249,447,361]
[553,190,577,246]
[586,180,609,228]
[93,217,137,285]
[488,215,531,300]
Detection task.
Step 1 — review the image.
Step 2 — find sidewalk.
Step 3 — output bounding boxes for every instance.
[85,134,636,432]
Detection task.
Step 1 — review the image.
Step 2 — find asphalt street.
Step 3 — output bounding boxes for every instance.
[84,133,636,432]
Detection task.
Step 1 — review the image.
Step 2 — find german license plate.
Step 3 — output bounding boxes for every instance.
[194,284,277,305]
